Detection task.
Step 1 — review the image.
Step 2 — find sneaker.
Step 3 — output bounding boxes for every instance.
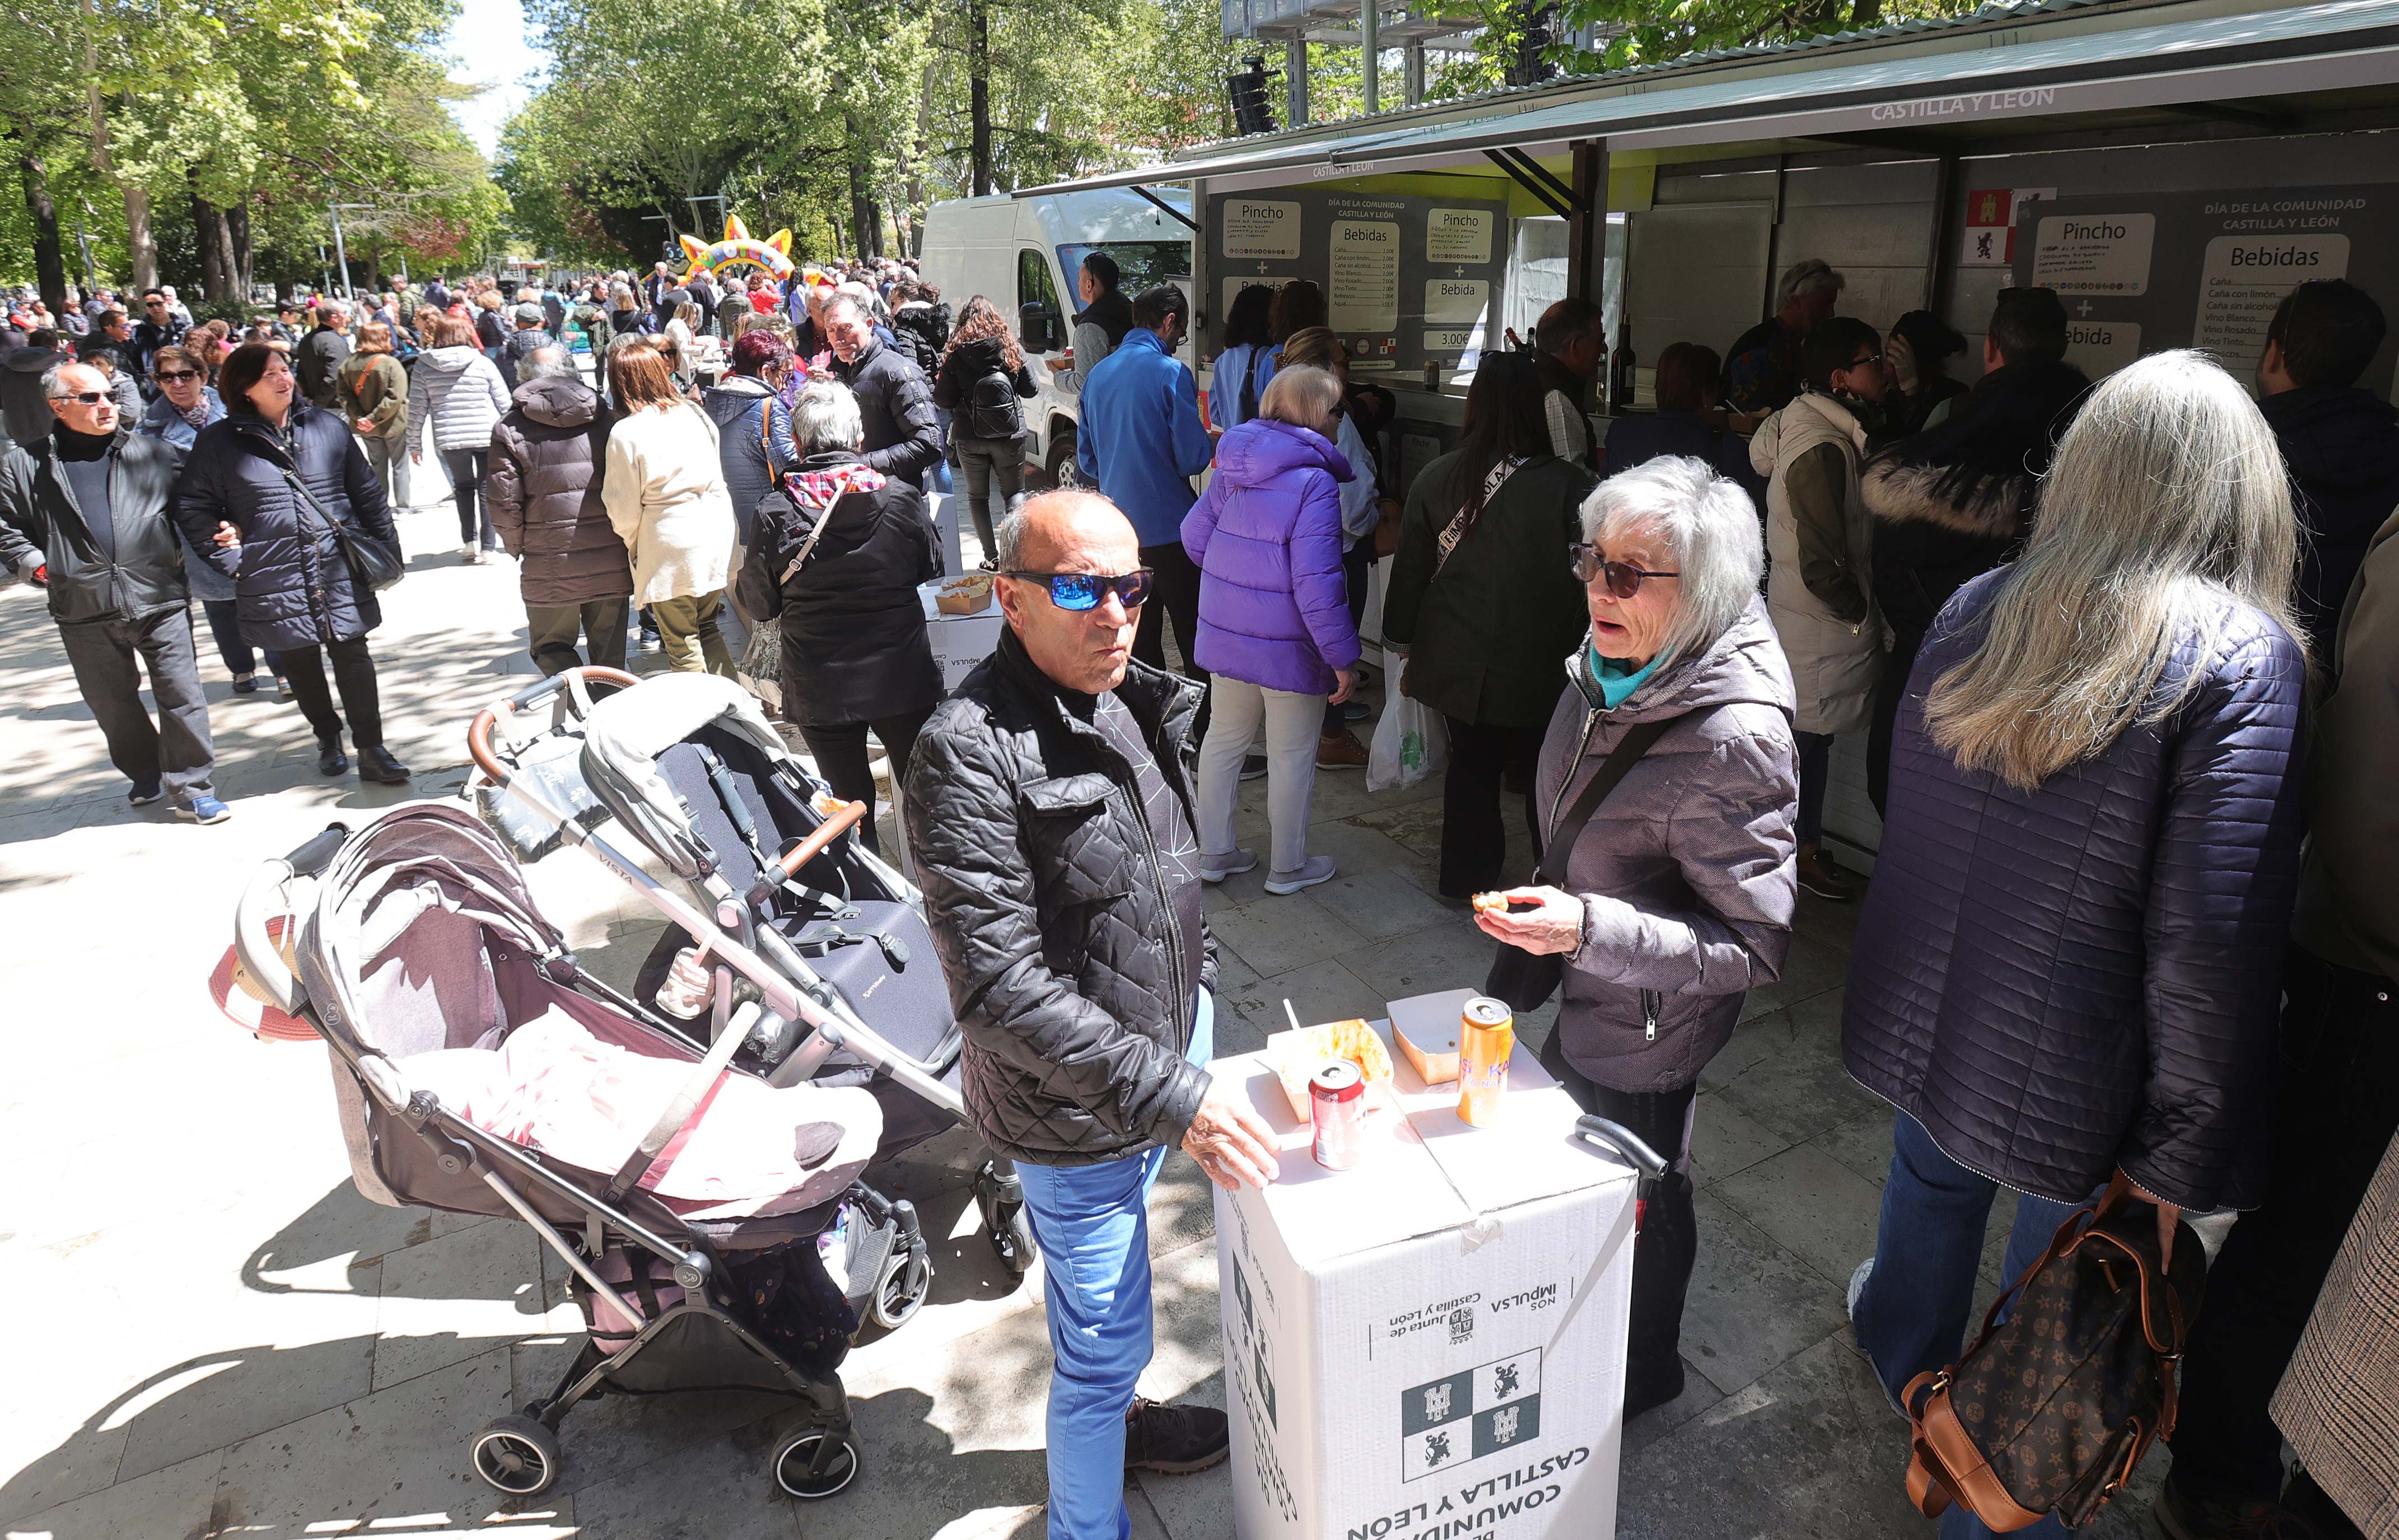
[176,795,232,824]
[638,628,664,654]
[1123,1398,1229,1475]
[977,556,998,572]
[1343,698,1370,722]
[274,675,293,698]
[1846,1257,1875,1325]
[1316,730,1370,770]
[1238,753,1267,782]
[1264,855,1337,895]
[1846,1258,1910,1420]
[1200,848,1257,883]
[230,672,258,696]
[128,781,164,806]
[1798,848,1865,902]
[2153,1478,2322,1540]
[459,541,477,562]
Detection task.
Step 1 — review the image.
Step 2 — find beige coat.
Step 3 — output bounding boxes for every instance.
[2274,1129,2399,1538]
[601,399,736,605]
[1753,391,1882,736]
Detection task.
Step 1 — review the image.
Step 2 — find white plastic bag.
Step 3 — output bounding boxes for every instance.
[1366,646,1445,791]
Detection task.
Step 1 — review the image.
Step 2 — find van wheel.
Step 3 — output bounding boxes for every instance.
[1043,427,1081,491]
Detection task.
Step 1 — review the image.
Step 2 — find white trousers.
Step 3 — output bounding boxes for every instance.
[1196,675,1322,874]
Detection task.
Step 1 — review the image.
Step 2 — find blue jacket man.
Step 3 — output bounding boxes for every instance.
[1075,287,1217,701]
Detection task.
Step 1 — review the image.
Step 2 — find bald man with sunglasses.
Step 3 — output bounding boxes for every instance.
[906,488,1276,1540]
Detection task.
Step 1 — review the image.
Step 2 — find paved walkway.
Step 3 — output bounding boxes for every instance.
[0,492,2173,1538]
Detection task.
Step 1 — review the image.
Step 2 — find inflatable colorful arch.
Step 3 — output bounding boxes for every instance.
[678,214,795,284]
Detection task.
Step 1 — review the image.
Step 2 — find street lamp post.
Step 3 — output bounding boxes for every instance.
[327,202,353,301]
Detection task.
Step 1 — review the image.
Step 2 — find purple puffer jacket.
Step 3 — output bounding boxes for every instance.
[1843,570,2307,1212]
[1181,418,1360,696]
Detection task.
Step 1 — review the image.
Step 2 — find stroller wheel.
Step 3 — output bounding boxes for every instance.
[995,1207,1036,1280]
[470,1413,561,1497]
[769,1429,861,1499]
[869,1244,933,1331]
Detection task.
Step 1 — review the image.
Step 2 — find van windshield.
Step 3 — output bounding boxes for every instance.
[1056,241,1191,302]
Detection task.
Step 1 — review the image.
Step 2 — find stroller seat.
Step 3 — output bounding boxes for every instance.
[402,1004,885,1221]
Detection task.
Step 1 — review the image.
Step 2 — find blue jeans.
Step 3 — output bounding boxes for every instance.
[1854,1112,2084,1540]
[1794,729,1833,845]
[1015,991,1213,1540]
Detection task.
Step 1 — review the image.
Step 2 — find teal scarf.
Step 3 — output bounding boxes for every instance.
[1587,639,1663,710]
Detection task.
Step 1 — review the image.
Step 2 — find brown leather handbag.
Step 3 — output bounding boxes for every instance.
[1902,1175,2206,1531]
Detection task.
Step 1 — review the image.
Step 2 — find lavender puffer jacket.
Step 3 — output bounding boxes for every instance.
[1542,596,1801,1092]
[1181,418,1360,697]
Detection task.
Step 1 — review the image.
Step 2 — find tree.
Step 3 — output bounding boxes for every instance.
[1557,0,1975,67]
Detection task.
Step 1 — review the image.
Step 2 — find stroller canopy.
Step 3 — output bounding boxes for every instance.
[580,673,791,884]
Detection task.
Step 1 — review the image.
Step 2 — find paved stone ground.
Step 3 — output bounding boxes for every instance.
[0,488,2178,1539]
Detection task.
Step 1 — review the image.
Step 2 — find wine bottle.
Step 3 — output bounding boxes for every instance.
[1608,317,1635,411]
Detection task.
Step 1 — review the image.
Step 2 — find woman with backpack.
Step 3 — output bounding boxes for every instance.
[932,296,1036,571]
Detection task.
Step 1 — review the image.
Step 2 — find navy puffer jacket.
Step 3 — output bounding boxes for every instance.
[1842,570,2307,1212]
[173,404,396,652]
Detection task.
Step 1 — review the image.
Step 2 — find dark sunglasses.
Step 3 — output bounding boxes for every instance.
[51,390,110,405]
[155,368,202,382]
[1001,568,1155,612]
[1570,544,1679,598]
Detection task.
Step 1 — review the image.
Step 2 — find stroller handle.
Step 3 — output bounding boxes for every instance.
[468,665,643,782]
[745,800,868,906]
[1572,1114,1670,1186]
[234,820,350,1014]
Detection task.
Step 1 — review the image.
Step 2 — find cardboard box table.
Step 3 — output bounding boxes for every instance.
[1211,1019,1640,1540]
[918,580,1005,692]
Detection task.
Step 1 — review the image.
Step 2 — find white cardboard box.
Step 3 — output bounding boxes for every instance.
[1212,1020,1640,1540]
[918,582,1005,692]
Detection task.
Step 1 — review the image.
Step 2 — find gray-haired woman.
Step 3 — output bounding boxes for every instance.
[1842,352,2309,1540]
[1472,454,1800,1418]
[732,379,942,854]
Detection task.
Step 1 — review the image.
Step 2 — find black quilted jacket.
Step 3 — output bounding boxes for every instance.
[1843,570,2308,1212]
[904,628,1217,1165]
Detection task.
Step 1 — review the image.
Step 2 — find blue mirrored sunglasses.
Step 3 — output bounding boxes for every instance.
[1001,568,1155,612]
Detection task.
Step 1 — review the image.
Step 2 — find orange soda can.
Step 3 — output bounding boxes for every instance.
[1457,997,1514,1126]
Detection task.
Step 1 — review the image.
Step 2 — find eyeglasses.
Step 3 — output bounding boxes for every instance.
[155,368,201,382]
[1001,568,1155,612]
[1570,545,1679,598]
[50,390,109,405]
[1849,352,1885,370]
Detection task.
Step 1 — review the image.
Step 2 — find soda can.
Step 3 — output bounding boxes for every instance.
[1310,1061,1366,1170]
[1457,997,1514,1127]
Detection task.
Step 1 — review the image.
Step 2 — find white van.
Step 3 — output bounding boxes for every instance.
[918,188,1193,487]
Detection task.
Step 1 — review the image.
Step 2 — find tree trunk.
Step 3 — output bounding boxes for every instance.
[17,146,68,320]
[193,188,224,301]
[1850,0,1882,23]
[80,0,156,289]
[905,62,934,256]
[227,202,253,296]
[844,113,875,259]
[968,0,992,197]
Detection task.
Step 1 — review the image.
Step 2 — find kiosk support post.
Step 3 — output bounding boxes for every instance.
[1567,138,1610,306]
[1363,1,1380,114]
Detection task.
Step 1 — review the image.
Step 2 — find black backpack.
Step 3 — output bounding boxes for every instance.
[966,368,1023,440]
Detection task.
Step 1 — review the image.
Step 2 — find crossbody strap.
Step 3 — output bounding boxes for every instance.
[1535,714,1682,885]
[1434,456,1522,575]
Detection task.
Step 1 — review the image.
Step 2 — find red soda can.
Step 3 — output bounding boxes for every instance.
[1310,1061,1366,1170]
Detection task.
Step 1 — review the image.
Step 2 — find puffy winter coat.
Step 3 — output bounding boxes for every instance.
[1540,596,1799,1091]
[1180,417,1360,697]
[600,399,735,604]
[1383,452,1598,729]
[904,629,1217,1165]
[1753,390,1881,736]
[173,405,398,651]
[828,337,940,488]
[891,300,951,378]
[2258,382,2399,648]
[293,325,351,408]
[1842,571,2308,1212]
[408,346,511,454]
[0,427,190,624]
[500,327,553,389]
[486,376,631,609]
[734,454,942,727]
[137,389,235,603]
[697,375,795,544]
[932,335,1035,445]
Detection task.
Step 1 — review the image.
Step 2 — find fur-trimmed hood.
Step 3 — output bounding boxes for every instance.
[1860,458,2027,539]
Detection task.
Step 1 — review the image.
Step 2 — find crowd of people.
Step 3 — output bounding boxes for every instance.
[5,239,2397,1540]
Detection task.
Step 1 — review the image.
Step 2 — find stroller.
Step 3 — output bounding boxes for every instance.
[236,804,879,1500]
[464,666,1033,1297]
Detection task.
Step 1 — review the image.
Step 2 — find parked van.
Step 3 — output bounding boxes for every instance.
[918,188,1193,488]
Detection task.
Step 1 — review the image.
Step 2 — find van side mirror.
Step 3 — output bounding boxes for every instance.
[1018,302,1056,354]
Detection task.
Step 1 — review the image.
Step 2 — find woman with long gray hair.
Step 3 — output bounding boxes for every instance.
[1842,351,2309,1536]
[1468,452,1799,1418]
